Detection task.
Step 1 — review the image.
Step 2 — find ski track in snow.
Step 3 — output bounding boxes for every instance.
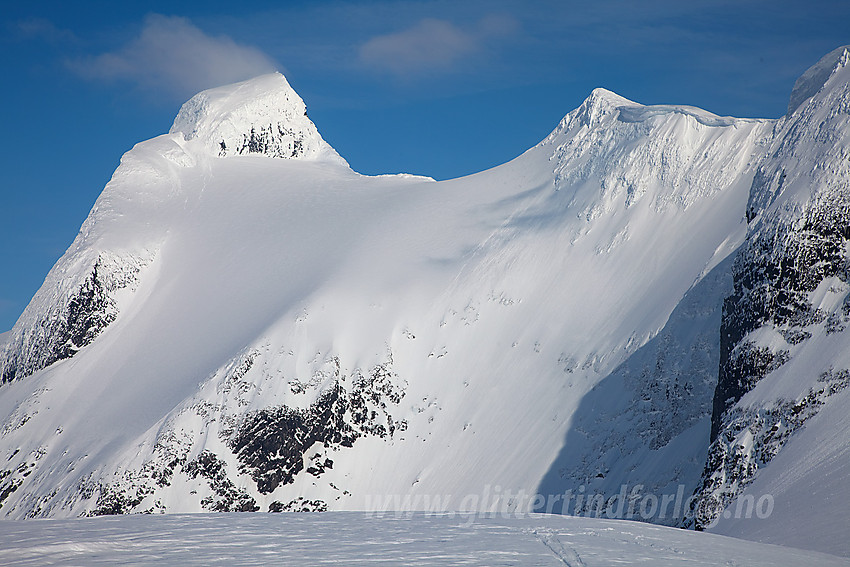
[531,529,586,566]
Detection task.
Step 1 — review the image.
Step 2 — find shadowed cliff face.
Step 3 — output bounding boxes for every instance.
[712,46,850,435]
[712,193,850,440]
[694,46,850,530]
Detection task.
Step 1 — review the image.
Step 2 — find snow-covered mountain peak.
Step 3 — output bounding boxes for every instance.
[545,86,748,145]
[787,44,850,115]
[547,88,639,135]
[586,87,636,109]
[169,72,346,164]
[541,86,768,215]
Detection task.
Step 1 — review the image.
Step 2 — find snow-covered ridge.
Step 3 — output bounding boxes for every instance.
[170,72,346,165]
[541,88,770,217]
[617,105,744,127]
[544,87,758,142]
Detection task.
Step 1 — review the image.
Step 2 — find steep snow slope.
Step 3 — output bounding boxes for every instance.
[3,512,849,566]
[0,72,771,521]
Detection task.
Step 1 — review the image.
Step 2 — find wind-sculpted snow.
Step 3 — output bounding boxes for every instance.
[617,104,741,127]
[2,512,849,567]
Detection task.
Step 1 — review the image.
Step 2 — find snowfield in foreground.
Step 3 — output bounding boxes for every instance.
[1,512,848,566]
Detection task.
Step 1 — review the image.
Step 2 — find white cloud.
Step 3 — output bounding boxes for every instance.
[359,14,519,77]
[68,14,279,99]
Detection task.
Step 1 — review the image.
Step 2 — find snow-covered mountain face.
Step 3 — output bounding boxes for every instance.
[1,48,849,557]
[0,73,343,386]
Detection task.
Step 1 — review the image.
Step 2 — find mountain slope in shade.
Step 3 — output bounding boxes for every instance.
[0,48,849,559]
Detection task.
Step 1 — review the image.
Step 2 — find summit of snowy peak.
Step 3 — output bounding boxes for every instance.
[787,45,850,114]
[575,88,640,124]
[545,86,762,146]
[540,85,768,216]
[169,72,346,164]
[587,87,636,107]
[543,88,640,141]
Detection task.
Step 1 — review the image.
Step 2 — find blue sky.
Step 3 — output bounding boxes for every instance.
[1,0,849,332]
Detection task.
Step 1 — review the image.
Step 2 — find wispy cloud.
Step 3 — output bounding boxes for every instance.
[67,14,279,99]
[13,18,77,43]
[358,14,519,77]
